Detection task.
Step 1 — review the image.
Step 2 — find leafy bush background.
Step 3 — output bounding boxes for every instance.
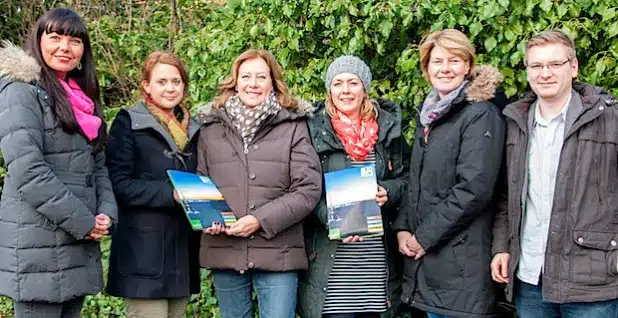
[1,0,618,316]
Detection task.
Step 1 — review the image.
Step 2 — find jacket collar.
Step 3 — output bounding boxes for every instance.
[503,82,617,135]
[426,65,507,126]
[195,97,314,127]
[0,41,40,84]
[309,99,402,154]
[127,101,199,151]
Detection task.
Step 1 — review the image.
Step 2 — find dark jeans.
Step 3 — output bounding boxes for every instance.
[323,313,381,318]
[515,279,618,318]
[13,297,85,318]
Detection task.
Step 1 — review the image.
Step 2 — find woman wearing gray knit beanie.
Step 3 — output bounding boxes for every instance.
[298,55,411,318]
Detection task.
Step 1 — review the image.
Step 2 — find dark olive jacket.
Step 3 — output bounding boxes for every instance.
[298,100,411,318]
[492,82,618,303]
[393,66,506,318]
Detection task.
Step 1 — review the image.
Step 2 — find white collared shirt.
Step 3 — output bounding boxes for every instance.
[517,94,572,285]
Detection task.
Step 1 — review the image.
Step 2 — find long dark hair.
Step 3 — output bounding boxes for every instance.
[24,7,106,152]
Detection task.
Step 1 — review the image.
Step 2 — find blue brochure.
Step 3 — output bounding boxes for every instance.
[166,170,237,230]
[324,164,383,240]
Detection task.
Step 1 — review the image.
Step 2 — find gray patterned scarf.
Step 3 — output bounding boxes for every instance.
[420,80,468,127]
[224,91,281,153]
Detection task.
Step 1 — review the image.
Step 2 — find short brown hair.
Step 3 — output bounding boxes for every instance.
[139,51,189,98]
[525,30,576,64]
[213,49,298,110]
[419,29,476,81]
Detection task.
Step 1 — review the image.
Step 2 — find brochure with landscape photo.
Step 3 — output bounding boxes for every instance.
[167,170,237,231]
[324,164,384,240]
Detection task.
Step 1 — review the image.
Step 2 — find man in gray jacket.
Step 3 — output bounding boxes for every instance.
[491,30,618,318]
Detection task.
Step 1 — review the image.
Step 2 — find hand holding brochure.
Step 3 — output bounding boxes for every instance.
[167,170,237,231]
[324,164,384,240]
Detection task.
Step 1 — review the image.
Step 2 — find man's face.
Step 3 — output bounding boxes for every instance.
[526,43,578,103]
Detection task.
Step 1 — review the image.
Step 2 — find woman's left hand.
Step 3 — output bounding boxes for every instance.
[376,185,388,206]
[225,215,261,237]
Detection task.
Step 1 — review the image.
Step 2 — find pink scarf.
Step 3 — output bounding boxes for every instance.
[59,78,101,141]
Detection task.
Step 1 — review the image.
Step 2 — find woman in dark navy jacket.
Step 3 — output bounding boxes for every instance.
[105,52,200,318]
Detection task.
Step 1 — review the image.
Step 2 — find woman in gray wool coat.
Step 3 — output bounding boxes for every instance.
[0,8,117,318]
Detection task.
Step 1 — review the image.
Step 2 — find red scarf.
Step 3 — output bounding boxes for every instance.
[330,110,379,161]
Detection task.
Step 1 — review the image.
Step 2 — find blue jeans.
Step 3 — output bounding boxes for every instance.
[515,279,618,318]
[426,313,455,318]
[212,270,297,318]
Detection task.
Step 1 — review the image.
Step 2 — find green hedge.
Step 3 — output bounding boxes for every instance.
[1,0,618,316]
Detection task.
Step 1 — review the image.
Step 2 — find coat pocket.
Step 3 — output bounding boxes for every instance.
[118,226,165,278]
[421,235,465,290]
[571,230,618,285]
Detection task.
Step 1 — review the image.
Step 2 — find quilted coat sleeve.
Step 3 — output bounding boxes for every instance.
[414,104,505,251]
[252,121,322,239]
[105,110,176,209]
[93,150,118,221]
[0,83,95,240]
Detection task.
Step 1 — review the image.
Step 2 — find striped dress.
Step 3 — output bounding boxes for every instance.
[322,151,388,314]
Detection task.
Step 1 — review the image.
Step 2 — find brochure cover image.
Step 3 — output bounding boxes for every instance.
[324,164,384,240]
[167,170,237,231]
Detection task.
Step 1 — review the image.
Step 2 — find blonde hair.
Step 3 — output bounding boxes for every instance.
[213,49,297,110]
[524,30,576,64]
[419,29,476,81]
[325,94,378,120]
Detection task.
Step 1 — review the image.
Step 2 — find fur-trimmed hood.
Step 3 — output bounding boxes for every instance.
[0,41,40,83]
[464,65,504,103]
[195,97,315,126]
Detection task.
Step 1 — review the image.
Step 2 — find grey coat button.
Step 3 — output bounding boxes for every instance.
[599,106,605,111]
[611,240,617,247]
[248,262,255,268]
[253,145,259,151]
[322,287,327,292]
[249,202,256,209]
[240,270,245,274]
[249,173,256,179]
[577,237,584,244]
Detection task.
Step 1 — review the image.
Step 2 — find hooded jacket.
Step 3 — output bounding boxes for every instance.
[393,66,506,317]
[195,99,322,272]
[105,102,202,298]
[0,43,118,302]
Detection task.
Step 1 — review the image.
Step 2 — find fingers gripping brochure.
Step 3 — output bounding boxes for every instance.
[324,164,384,240]
[167,170,237,230]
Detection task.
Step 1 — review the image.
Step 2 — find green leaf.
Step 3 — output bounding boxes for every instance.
[557,4,568,18]
[484,37,497,52]
[608,22,618,38]
[469,21,483,37]
[379,20,394,38]
[506,86,518,97]
[505,30,515,41]
[249,24,259,37]
[539,0,552,13]
[595,57,606,74]
[602,8,616,22]
[498,0,510,9]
